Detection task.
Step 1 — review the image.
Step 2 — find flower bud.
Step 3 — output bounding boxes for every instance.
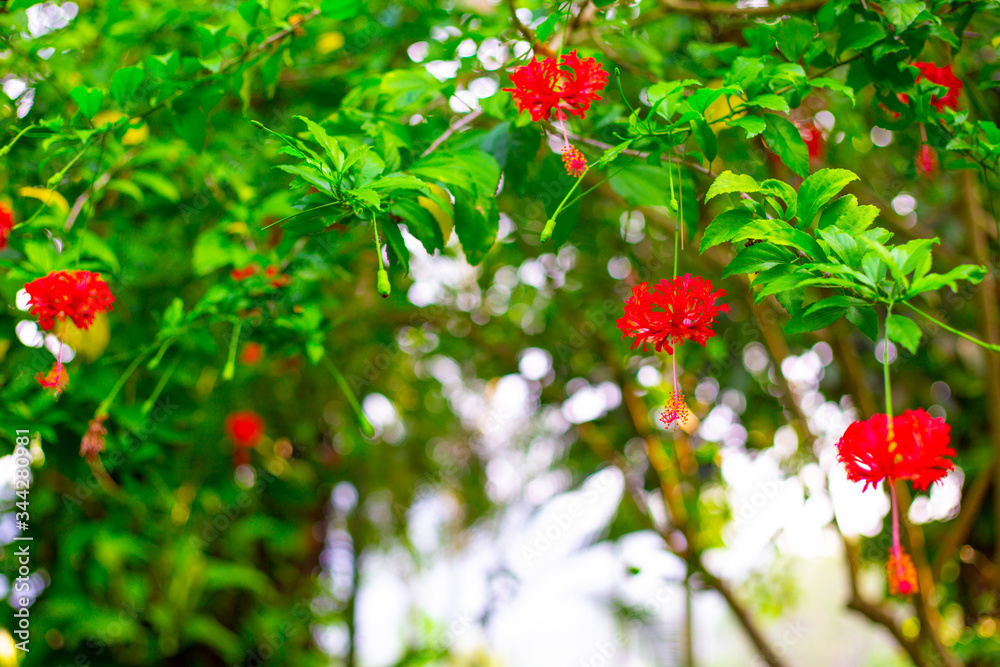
[540,218,557,243]
[377,268,391,298]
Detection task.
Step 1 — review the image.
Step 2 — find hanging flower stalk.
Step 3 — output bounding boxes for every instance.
[24,270,115,397]
[616,275,729,428]
[836,313,956,597]
[836,409,954,595]
[503,50,608,179]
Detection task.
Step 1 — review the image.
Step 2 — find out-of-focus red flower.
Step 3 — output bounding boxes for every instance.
[25,270,115,332]
[616,274,730,355]
[796,119,826,161]
[836,408,955,492]
[36,361,70,396]
[240,342,264,365]
[0,203,14,250]
[231,264,259,281]
[265,265,292,288]
[503,50,609,122]
[80,414,108,460]
[912,62,962,112]
[887,548,919,596]
[225,411,266,448]
[562,144,587,177]
[916,144,938,179]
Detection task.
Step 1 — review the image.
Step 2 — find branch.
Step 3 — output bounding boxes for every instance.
[421,108,484,157]
[504,0,555,57]
[697,569,792,667]
[836,526,931,667]
[632,0,828,26]
[959,170,1000,565]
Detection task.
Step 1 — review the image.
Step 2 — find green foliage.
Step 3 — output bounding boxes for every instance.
[2,0,1000,665]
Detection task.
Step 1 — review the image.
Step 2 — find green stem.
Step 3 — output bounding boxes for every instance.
[883,305,894,420]
[222,320,242,380]
[322,356,375,437]
[141,355,180,416]
[0,124,36,157]
[902,302,1000,354]
[667,153,678,277]
[97,343,158,416]
[262,202,343,230]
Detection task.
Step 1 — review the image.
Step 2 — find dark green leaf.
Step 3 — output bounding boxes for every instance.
[763,114,809,177]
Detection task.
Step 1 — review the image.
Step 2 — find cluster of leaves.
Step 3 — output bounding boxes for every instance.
[701,168,986,351]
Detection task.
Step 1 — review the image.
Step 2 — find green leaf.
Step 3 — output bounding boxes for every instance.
[392,198,445,254]
[409,151,501,264]
[183,616,241,661]
[609,163,676,208]
[760,179,798,219]
[777,16,816,62]
[701,209,755,252]
[368,174,429,194]
[146,51,179,79]
[319,0,362,21]
[691,119,717,162]
[860,236,904,284]
[808,77,855,105]
[110,67,145,106]
[277,164,334,194]
[796,169,859,229]
[727,115,766,138]
[886,314,922,353]
[238,0,262,25]
[347,188,381,209]
[837,21,886,53]
[763,114,809,177]
[884,0,925,32]
[132,171,182,202]
[847,305,879,341]
[722,243,795,278]
[819,195,879,233]
[909,264,987,295]
[70,86,103,119]
[784,296,857,334]
[295,116,343,171]
[746,94,790,113]
[381,215,409,275]
[706,171,760,201]
[686,87,738,114]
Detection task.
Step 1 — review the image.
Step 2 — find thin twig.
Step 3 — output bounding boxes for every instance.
[421,108,484,157]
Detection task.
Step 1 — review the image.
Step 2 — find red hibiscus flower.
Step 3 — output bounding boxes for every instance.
[836,409,955,492]
[616,274,730,355]
[503,50,609,122]
[226,411,266,448]
[916,144,938,179]
[912,62,962,112]
[24,270,115,332]
[0,203,14,251]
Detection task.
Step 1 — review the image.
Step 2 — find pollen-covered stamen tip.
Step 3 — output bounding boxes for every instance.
[887,548,919,596]
[660,389,689,430]
[562,144,587,178]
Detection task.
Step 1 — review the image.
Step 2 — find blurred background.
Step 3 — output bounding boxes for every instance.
[1,0,999,666]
